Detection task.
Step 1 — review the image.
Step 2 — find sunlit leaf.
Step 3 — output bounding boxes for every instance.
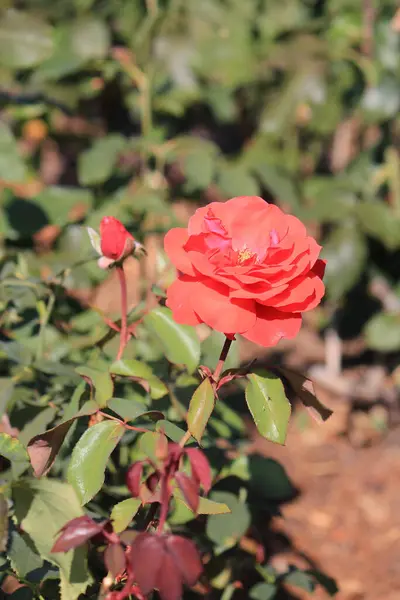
[0,10,54,69]
[0,433,30,478]
[13,479,91,599]
[67,420,124,505]
[245,372,291,444]
[187,378,215,443]
[143,307,200,374]
[111,497,141,533]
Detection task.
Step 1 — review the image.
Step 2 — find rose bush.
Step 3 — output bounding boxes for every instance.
[165,196,326,346]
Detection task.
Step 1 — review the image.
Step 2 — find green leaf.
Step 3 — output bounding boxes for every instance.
[252,163,300,211]
[206,491,250,549]
[143,306,200,373]
[0,10,54,69]
[8,528,43,578]
[174,486,230,515]
[0,122,26,182]
[217,166,259,197]
[110,359,168,399]
[67,420,124,505]
[245,373,291,444]
[248,455,295,501]
[187,378,215,443]
[365,312,400,352]
[13,479,91,599]
[111,498,141,533]
[156,420,192,443]
[138,431,164,463]
[249,582,277,600]
[0,378,14,417]
[33,24,85,81]
[322,226,367,301]
[75,366,114,408]
[356,202,400,250]
[19,407,57,446]
[70,18,110,61]
[0,433,30,478]
[0,494,8,552]
[108,397,163,422]
[284,570,315,593]
[182,147,215,191]
[34,186,93,227]
[78,135,126,186]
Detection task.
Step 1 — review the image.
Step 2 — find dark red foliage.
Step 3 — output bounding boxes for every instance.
[126,462,143,498]
[51,516,104,553]
[104,543,126,578]
[166,535,203,586]
[185,448,212,493]
[129,533,202,600]
[125,438,213,533]
[175,472,199,512]
[146,470,160,493]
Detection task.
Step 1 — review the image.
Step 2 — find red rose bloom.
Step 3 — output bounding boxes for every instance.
[164,196,325,347]
[100,216,135,261]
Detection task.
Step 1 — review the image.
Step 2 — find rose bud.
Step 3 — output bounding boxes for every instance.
[100,216,136,262]
[87,216,145,270]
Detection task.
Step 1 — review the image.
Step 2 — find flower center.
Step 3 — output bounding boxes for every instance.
[237,246,256,265]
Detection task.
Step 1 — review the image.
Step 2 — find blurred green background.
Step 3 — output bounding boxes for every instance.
[1,0,400,353]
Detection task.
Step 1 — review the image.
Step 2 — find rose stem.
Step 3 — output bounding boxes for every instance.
[179,336,233,448]
[116,263,128,360]
[212,336,233,383]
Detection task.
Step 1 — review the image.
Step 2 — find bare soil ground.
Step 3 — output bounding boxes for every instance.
[252,390,400,600]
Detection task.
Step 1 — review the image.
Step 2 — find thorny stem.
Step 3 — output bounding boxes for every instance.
[157,478,170,533]
[179,336,233,448]
[142,503,158,531]
[116,264,128,360]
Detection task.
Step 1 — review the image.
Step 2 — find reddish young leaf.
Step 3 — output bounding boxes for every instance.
[156,548,183,600]
[167,442,183,465]
[166,535,203,587]
[27,420,75,478]
[104,543,126,578]
[129,533,202,600]
[146,471,160,493]
[27,403,97,477]
[185,448,212,493]
[129,532,165,595]
[51,515,104,553]
[126,462,143,498]
[175,472,199,513]
[155,432,169,461]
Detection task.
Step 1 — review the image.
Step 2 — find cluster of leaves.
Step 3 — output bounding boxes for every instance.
[1,0,400,347]
[0,0,398,598]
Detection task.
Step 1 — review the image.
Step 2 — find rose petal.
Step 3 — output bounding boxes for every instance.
[265,270,325,312]
[242,305,302,347]
[164,228,195,276]
[166,278,203,326]
[190,279,256,334]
